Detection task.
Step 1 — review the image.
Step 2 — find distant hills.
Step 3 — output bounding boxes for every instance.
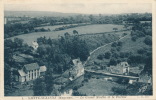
[4,11,141,17]
[4,11,86,17]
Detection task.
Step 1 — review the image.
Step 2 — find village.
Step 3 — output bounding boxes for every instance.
[6,39,152,96]
[4,3,152,96]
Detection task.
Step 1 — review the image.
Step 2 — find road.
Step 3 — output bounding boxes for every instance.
[85,70,139,79]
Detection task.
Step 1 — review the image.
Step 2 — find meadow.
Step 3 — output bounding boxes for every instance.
[10,24,125,46]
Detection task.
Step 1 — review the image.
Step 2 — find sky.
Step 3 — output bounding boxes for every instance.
[4,1,152,14]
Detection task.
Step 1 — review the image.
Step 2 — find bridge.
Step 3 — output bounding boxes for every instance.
[85,69,139,80]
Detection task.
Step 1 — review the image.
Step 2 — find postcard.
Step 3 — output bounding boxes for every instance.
[0,0,155,100]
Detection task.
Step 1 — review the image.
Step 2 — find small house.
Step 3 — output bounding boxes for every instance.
[32,41,38,50]
[62,58,84,81]
[70,58,84,78]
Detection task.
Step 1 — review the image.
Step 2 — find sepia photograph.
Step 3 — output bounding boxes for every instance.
[2,0,155,98]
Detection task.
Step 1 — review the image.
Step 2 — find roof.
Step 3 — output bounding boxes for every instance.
[13,54,33,63]
[117,62,129,67]
[72,59,81,66]
[13,55,26,63]
[32,41,38,46]
[18,54,33,59]
[24,63,40,71]
[54,77,70,84]
[40,66,47,72]
[18,70,26,76]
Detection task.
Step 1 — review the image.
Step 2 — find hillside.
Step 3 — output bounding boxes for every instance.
[86,34,151,67]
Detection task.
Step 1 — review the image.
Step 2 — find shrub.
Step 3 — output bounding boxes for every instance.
[120,52,125,58]
[137,48,146,54]
[104,52,111,59]
[144,28,152,36]
[127,55,146,64]
[116,46,121,51]
[111,42,117,47]
[131,35,138,41]
[110,48,116,53]
[117,59,121,63]
[122,33,127,37]
[100,66,106,70]
[109,58,117,66]
[97,54,104,60]
[73,86,78,91]
[117,41,122,46]
[83,78,88,82]
[144,36,152,45]
[112,53,119,58]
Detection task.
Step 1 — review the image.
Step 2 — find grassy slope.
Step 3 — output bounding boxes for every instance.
[86,34,150,67]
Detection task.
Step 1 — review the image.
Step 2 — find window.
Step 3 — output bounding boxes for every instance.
[29,71,31,80]
[32,71,33,79]
[34,70,36,76]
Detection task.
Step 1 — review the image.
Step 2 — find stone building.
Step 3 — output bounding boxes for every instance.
[110,62,130,75]
[15,63,46,82]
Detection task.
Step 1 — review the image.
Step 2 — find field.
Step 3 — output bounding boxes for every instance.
[77,78,126,96]
[10,24,124,46]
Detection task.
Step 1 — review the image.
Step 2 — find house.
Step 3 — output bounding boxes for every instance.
[62,58,84,81]
[32,41,38,50]
[15,63,46,82]
[110,62,130,75]
[70,58,84,79]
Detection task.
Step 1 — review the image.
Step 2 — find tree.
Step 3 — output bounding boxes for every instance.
[111,42,117,47]
[144,36,152,45]
[14,38,24,48]
[97,54,104,60]
[104,52,111,59]
[117,41,122,46]
[4,63,11,86]
[45,69,54,95]
[73,30,78,35]
[64,32,70,39]
[113,28,118,32]
[131,35,138,41]
[109,58,117,66]
[33,78,47,96]
[143,56,152,75]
